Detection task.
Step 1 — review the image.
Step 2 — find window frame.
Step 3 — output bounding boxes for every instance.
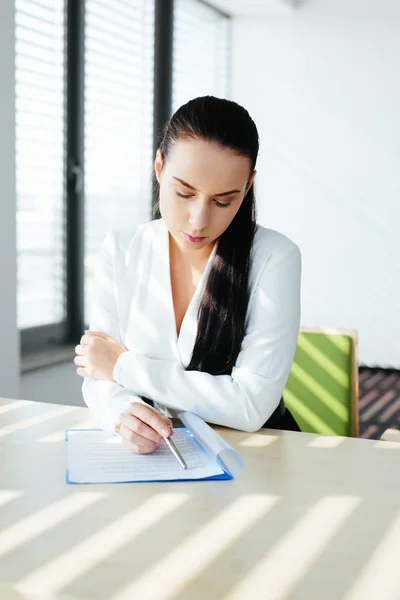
[21,0,159,358]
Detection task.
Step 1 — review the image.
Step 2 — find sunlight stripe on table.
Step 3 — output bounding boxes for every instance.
[0,406,79,437]
[0,490,24,509]
[239,434,279,447]
[307,436,345,448]
[0,400,30,415]
[10,406,79,429]
[15,493,189,598]
[35,431,67,443]
[343,510,400,600]
[0,493,105,557]
[112,494,279,600]
[37,420,93,443]
[226,495,361,600]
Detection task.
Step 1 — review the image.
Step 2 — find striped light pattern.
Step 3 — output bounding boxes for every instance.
[15,0,67,328]
[84,0,155,322]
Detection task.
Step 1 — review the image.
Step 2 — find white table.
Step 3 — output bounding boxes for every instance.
[0,397,399,600]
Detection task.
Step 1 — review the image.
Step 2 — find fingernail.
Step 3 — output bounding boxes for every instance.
[161,427,171,436]
[158,438,166,445]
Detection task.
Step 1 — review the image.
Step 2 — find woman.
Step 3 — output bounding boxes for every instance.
[74,96,302,455]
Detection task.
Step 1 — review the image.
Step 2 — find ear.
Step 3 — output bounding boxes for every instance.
[154,149,164,183]
[245,170,256,195]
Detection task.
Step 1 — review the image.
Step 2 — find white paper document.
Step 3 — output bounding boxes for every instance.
[67,428,221,483]
[67,412,244,484]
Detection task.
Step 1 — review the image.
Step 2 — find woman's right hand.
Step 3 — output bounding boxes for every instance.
[117,402,173,454]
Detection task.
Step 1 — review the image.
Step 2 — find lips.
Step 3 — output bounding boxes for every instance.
[183,232,206,243]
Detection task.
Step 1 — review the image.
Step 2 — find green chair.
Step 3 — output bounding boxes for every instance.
[283,327,359,437]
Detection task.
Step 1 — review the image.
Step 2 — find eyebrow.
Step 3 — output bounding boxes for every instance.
[172,176,240,197]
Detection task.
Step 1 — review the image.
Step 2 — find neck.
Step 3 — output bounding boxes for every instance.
[169,233,215,270]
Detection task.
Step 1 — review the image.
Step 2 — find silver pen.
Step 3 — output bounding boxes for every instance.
[163,435,187,469]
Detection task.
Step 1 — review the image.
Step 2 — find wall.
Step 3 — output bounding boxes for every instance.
[231,0,400,367]
[0,0,20,398]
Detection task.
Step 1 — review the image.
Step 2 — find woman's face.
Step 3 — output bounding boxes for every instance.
[155,138,255,255]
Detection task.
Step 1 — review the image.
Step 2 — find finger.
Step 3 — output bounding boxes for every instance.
[74,344,87,355]
[76,367,87,378]
[129,403,173,438]
[74,355,88,367]
[119,423,161,454]
[122,437,160,454]
[120,412,164,444]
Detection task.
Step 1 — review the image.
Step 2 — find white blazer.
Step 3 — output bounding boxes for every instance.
[82,218,301,433]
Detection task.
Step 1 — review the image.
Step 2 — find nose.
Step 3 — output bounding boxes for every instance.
[188,202,209,232]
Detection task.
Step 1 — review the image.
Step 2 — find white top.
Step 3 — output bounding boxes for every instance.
[82,218,302,433]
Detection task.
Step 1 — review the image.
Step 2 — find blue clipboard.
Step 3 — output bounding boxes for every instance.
[65,428,233,484]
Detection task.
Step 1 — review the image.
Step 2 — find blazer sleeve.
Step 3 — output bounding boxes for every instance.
[113,243,302,432]
[81,229,145,433]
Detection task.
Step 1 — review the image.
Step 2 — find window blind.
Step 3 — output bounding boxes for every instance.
[84,0,154,322]
[172,0,231,113]
[15,0,67,329]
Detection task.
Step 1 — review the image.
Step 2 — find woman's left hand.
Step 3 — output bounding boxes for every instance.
[74,330,127,381]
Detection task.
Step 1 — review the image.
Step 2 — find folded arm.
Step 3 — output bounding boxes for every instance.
[113,244,302,432]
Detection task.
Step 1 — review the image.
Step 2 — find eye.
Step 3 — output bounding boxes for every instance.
[176,191,193,199]
[214,200,231,208]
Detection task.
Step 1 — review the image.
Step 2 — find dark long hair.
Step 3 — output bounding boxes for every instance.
[156,96,259,375]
